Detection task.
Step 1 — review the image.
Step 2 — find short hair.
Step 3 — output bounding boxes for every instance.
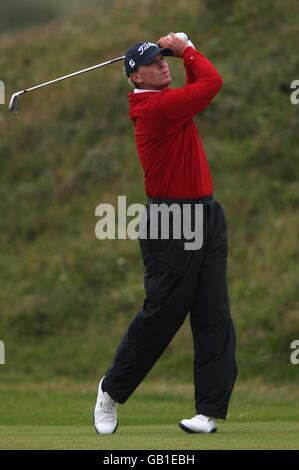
[124,66,140,89]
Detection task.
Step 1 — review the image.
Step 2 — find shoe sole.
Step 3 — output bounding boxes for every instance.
[179,422,217,434]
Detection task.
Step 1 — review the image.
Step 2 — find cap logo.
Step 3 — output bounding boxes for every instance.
[138,42,156,56]
[129,59,135,69]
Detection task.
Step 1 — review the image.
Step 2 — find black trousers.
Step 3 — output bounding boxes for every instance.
[102,196,237,419]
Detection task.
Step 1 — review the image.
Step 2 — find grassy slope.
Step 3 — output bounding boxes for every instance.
[0,0,299,386]
[0,0,111,34]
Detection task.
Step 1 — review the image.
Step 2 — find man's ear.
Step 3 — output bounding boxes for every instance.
[130,71,142,86]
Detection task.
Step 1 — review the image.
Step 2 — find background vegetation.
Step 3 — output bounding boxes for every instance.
[1,0,298,393]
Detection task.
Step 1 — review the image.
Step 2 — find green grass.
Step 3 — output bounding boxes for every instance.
[1,0,299,452]
[2,423,299,450]
[0,381,298,449]
[1,2,299,453]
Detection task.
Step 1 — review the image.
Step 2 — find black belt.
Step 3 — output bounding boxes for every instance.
[147,195,214,205]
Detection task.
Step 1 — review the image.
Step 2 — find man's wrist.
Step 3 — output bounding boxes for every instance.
[179,44,189,57]
[182,45,197,60]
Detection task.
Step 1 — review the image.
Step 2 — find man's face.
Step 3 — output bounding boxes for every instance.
[130,54,172,90]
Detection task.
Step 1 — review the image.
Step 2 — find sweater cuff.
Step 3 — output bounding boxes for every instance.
[182,45,197,62]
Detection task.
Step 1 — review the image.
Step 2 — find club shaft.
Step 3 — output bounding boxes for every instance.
[20,55,125,95]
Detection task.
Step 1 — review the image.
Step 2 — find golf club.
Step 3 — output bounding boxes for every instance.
[8,55,125,113]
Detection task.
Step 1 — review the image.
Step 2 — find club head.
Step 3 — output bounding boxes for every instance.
[8,93,20,113]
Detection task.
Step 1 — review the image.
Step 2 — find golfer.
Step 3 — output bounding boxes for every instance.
[94,33,237,434]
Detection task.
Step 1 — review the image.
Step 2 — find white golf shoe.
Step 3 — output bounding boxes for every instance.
[94,377,118,434]
[179,414,217,434]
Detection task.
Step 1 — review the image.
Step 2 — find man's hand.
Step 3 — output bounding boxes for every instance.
[175,32,196,49]
[158,32,188,57]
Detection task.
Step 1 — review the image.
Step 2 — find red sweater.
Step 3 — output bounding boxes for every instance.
[128,46,223,199]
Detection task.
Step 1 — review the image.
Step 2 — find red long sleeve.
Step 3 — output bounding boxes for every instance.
[128,47,223,199]
[185,49,196,85]
[157,46,223,123]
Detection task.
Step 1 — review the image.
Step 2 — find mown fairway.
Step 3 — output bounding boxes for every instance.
[0,381,298,450]
[2,423,299,450]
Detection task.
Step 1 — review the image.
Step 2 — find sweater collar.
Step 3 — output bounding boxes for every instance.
[134,88,161,93]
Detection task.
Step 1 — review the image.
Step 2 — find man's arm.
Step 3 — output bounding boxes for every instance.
[173,32,197,85]
[158,33,223,122]
[184,45,197,85]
